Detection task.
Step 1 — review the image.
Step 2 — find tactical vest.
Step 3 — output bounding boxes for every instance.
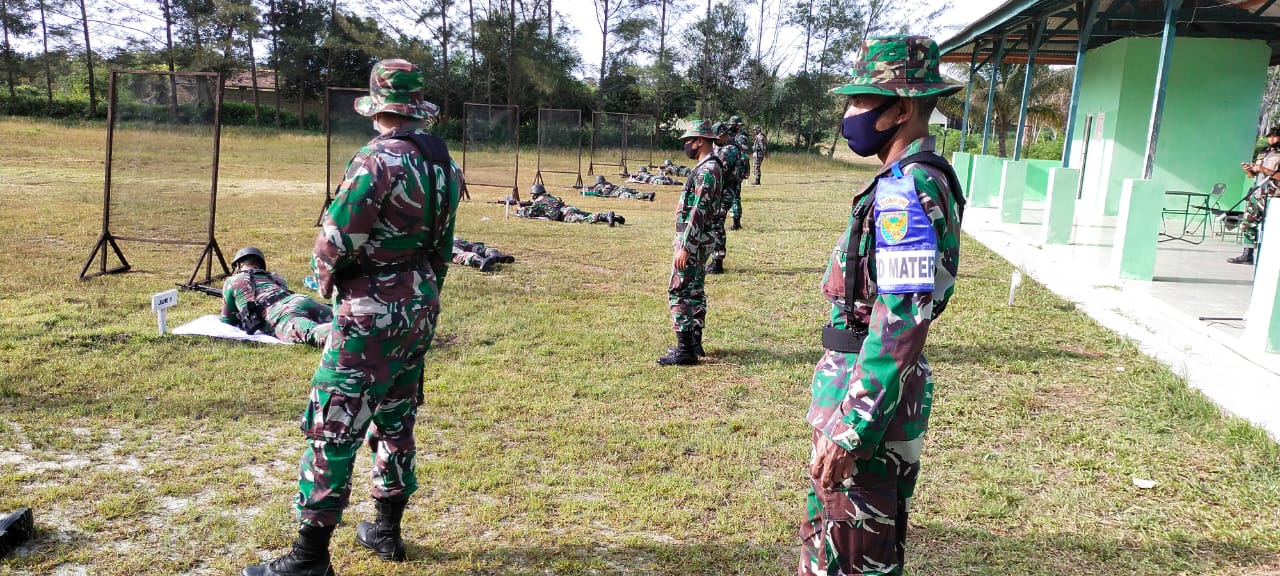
[821,152,966,354]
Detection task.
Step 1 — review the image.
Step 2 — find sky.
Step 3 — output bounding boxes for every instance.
[559,0,1007,78]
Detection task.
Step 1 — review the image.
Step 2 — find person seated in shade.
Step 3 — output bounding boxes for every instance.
[452,238,515,272]
[515,183,625,225]
[220,246,333,347]
[584,174,655,201]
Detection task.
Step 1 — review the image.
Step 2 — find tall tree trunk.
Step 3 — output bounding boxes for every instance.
[40,0,52,106]
[468,0,476,73]
[598,0,609,89]
[698,0,710,115]
[440,0,450,118]
[78,0,96,114]
[268,0,281,125]
[755,0,763,63]
[2,0,15,99]
[506,0,514,105]
[545,0,550,40]
[248,21,260,125]
[657,0,666,64]
[161,0,178,119]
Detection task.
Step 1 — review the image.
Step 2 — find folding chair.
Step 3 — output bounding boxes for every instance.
[1210,183,1248,243]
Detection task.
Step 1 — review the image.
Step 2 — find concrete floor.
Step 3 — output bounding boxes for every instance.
[964,202,1280,440]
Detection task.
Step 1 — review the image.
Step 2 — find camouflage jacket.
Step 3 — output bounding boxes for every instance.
[753,133,767,156]
[808,136,962,455]
[715,143,746,189]
[1256,146,1280,196]
[517,193,567,219]
[673,155,725,253]
[313,126,460,300]
[220,269,304,328]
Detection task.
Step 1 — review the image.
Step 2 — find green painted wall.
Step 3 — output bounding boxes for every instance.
[1067,37,1270,217]
[1024,159,1059,202]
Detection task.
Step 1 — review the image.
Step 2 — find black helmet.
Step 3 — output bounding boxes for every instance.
[530,183,547,196]
[232,246,265,269]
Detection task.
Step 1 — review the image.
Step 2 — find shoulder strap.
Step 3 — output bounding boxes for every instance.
[389,133,453,268]
[898,151,966,221]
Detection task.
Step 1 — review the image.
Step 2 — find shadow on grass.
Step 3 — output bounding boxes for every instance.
[377,523,1280,576]
[910,521,1280,575]
[713,346,819,369]
[927,342,1102,365]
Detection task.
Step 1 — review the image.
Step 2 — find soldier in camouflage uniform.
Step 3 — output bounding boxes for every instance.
[516,183,623,225]
[752,126,767,185]
[705,122,746,274]
[1230,126,1280,264]
[662,159,693,178]
[583,174,656,201]
[220,247,333,347]
[726,115,751,229]
[243,59,460,576]
[799,36,965,576]
[452,238,515,272]
[658,120,724,366]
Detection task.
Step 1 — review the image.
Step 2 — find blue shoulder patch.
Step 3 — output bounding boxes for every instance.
[873,174,937,294]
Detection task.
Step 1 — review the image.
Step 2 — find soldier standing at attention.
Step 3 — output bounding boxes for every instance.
[799,36,965,576]
[726,115,751,229]
[243,59,460,576]
[706,122,745,275]
[658,120,724,366]
[752,126,767,185]
[1231,126,1280,264]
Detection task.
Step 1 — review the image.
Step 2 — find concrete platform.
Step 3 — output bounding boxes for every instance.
[964,203,1280,440]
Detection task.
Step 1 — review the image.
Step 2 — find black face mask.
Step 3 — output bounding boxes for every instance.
[684,139,700,160]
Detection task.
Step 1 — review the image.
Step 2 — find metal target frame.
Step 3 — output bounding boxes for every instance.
[462,102,520,201]
[533,108,584,189]
[79,69,230,289]
[588,111,628,176]
[623,114,655,171]
[317,86,368,225]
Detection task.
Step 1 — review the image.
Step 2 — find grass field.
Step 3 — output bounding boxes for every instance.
[1,116,1278,575]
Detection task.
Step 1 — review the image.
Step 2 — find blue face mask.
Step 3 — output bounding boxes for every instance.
[841,98,901,157]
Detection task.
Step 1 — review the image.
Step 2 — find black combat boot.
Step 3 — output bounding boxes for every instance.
[0,508,33,560]
[705,258,724,274]
[605,212,616,227]
[1228,247,1255,265]
[242,525,335,576]
[730,217,742,230]
[489,250,516,264]
[752,176,760,185]
[476,255,498,272]
[691,327,706,357]
[613,213,625,225]
[657,331,699,366]
[355,497,408,562]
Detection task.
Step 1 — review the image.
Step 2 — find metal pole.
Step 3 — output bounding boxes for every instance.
[1062,0,1100,168]
[1013,22,1046,161]
[1143,0,1184,180]
[960,42,981,153]
[982,34,1006,156]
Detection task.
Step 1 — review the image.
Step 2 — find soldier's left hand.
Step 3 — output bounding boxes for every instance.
[673,247,690,270]
[810,433,856,491]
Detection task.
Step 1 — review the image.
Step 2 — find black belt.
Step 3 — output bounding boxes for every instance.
[822,325,867,353]
[258,291,291,309]
[335,251,441,283]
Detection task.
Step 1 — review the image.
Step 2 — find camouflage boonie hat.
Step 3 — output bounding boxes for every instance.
[1268,126,1280,138]
[831,35,962,99]
[355,59,439,119]
[712,122,731,137]
[680,119,716,140]
[728,115,743,126]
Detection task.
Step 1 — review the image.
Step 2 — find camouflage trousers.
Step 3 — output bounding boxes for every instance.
[753,152,765,183]
[710,210,729,261]
[560,206,608,224]
[799,355,934,576]
[727,182,743,219]
[453,240,499,268]
[295,273,441,527]
[669,246,710,332]
[268,294,334,347]
[1243,193,1266,246]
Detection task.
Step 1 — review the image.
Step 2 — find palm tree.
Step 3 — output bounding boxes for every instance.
[938,63,1074,158]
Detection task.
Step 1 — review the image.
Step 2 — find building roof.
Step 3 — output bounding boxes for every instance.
[940,0,1280,66]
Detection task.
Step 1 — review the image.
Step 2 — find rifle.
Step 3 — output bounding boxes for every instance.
[178,283,222,298]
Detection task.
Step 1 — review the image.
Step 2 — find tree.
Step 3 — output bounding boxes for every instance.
[75,0,95,113]
[2,0,35,98]
[936,63,1072,157]
[591,0,652,88]
[685,0,748,119]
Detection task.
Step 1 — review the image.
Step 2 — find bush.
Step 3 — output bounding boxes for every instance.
[1024,138,1064,161]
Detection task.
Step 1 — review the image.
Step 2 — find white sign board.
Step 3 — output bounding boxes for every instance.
[151,289,179,335]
